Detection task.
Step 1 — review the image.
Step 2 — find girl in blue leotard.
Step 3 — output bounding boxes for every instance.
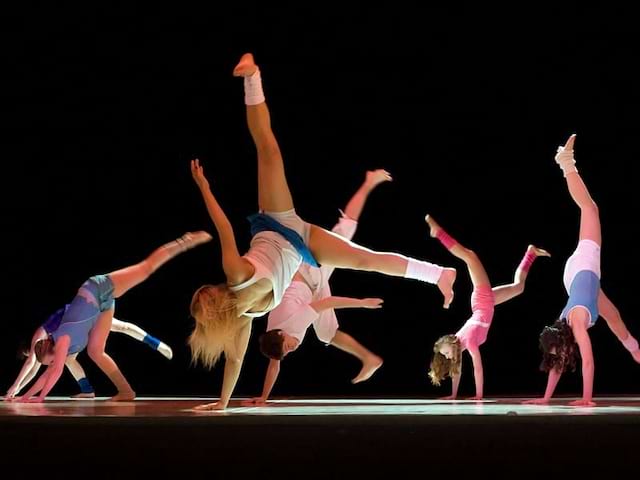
[5,231,210,402]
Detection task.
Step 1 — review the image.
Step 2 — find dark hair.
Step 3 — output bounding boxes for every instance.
[539,319,578,373]
[34,337,54,363]
[259,330,285,360]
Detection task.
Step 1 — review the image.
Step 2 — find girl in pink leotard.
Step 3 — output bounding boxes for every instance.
[427,215,549,399]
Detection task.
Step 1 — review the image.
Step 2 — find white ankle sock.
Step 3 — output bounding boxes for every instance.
[244,69,265,105]
[404,259,443,284]
[555,146,578,177]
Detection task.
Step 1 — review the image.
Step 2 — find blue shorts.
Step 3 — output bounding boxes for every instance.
[51,275,115,354]
[248,213,319,267]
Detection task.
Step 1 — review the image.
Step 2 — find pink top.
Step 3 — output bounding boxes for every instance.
[455,285,495,350]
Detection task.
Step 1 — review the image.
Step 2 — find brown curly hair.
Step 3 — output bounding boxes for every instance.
[429,335,462,386]
[539,319,578,373]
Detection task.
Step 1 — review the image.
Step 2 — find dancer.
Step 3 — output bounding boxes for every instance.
[427,215,549,399]
[5,231,211,403]
[524,134,640,407]
[188,53,456,411]
[244,169,390,406]
[5,308,173,400]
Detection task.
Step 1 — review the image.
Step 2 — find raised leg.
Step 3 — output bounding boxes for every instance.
[598,289,640,363]
[108,231,211,298]
[492,245,550,306]
[234,53,294,213]
[555,135,601,245]
[308,225,456,308]
[425,215,490,288]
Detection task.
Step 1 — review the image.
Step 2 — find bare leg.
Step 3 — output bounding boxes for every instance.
[234,53,294,213]
[108,231,211,298]
[234,54,455,307]
[65,354,96,399]
[425,215,490,289]
[64,354,87,382]
[557,135,601,245]
[308,225,456,308]
[330,331,383,384]
[567,172,601,245]
[86,309,135,401]
[598,290,640,363]
[492,245,550,305]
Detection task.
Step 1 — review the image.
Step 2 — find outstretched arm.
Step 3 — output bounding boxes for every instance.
[244,359,281,406]
[310,296,383,312]
[5,328,48,398]
[570,317,595,407]
[194,321,253,411]
[440,371,461,400]
[467,346,484,400]
[342,169,392,221]
[191,159,254,285]
[523,368,563,405]
[18,335,71,402]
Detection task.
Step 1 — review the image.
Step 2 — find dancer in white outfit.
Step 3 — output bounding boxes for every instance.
[188,53,457,411]
[245,169,391,406]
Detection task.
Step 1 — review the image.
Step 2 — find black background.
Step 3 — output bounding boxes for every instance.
[3,4,639,400]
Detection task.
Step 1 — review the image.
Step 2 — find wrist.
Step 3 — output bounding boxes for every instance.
[362,181,376,192]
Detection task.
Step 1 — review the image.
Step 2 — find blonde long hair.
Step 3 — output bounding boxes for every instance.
[188,284,242,369]
[428,335,462,386]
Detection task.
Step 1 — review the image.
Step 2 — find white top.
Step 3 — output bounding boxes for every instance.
[267,215,358,339]
[229,231,303,318]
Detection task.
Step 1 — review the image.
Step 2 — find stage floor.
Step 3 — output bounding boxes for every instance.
[2,397,639,476]
[2,395,640,417]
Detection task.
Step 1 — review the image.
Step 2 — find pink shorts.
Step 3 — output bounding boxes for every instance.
[456,286,495,350]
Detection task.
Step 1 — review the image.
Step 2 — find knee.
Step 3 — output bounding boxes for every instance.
[609,305,622,323]
[138,260,155,278]
[583,201,599,215]
[112,322,128,334]
[87,345,104,362]
[513,282,525,296]
[463,248,479,264]
[258,142,282,163]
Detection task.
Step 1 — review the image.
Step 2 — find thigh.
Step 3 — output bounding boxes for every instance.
[257,150,295,213]
[87,308,114,352]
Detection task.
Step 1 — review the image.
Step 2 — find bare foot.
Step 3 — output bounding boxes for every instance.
[438,268,456,309]
[178,231,212,251]
[351,355,383,384]
[71,392,96,399]
[110,390,136,402]
[528,244,551,257]
[569,399,596,407]
[424,214,441,238]
[632,350,640,363]
[233,53,258,77]
[192,401,226,411]
[465,395,484,401]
